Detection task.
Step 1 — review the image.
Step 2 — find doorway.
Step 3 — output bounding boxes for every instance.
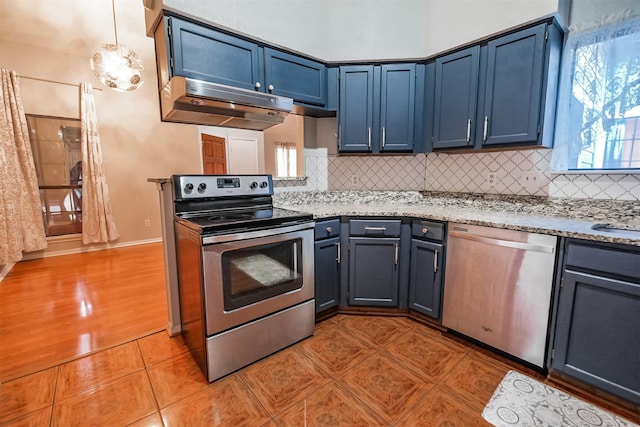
[201,134,227,174]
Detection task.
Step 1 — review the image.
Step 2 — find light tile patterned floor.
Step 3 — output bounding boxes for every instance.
[1,314,636,426]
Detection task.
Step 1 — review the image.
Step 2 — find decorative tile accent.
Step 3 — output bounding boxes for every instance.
[328,154,427,190]
[276,149,640,201]
[424,150,554,196]
[549,173,640,200]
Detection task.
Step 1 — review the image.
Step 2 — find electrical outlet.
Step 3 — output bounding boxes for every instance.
[520,171,542,190]
[485,171,497,188]
[144,219,151,227]
[350,175,359,187]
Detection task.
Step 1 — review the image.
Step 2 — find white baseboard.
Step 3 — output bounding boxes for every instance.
[21,238,163,260]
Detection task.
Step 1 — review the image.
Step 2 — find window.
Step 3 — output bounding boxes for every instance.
[552,17,640,170]
[275,141,297,177]
[26,115,83,236]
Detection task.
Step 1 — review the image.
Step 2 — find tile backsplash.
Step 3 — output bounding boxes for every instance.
[275,149,640,201]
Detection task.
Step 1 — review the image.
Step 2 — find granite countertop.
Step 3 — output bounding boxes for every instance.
[274,191,640,246]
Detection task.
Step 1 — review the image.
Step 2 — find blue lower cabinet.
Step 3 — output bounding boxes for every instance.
[314,237,340,313]
[348,237,400,307]
[408,239,444,319]
[550,240,640,405]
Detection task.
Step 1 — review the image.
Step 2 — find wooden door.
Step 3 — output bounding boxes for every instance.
[201,134,227,175]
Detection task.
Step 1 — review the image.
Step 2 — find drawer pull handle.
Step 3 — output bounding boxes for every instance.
[326,226,332,233]
[422,227,429,234]
[336,242,341,264]
[364,226,387,232]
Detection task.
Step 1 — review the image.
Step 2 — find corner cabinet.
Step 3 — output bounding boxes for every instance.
[339,64,421,153]
[431,21,562,150]
[408,220,445,319]
[347,220,402,306]
[159,15,331,110]
[550,239,640,405]
[314,219,341,314]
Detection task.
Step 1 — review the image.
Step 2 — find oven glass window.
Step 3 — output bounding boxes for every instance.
[221,238,303,311]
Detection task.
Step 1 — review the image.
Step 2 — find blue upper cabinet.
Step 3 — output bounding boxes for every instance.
[339,65,375,152]
[264,48,327,107]
[163,16,333,113]
[339,63,417,153]
[433,46,480,149]
[380,64,416,152]
[167,16,264,91]
[482,24,547,146]
[428,20,562,151]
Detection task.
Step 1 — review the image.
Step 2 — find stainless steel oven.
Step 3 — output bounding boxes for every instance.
[172,174,315,382]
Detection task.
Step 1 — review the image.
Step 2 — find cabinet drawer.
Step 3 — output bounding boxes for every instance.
[315,219,340,240]
[412,220,444,241]
[349,219,401,237]
[565,241,640,281]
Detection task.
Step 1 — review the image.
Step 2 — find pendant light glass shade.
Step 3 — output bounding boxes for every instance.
[89,0,144,92]
[90,43,144,91]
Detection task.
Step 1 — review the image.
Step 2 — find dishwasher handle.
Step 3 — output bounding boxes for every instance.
[449,230,555,254]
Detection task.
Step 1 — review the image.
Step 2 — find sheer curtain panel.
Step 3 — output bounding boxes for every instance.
[0,69,47,264]
[80,83,119,244]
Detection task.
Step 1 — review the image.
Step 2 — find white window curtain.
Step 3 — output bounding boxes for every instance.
[80,83,119,244]
[0,69,47,264]
[275,141,297,177]
[551,15,640,170]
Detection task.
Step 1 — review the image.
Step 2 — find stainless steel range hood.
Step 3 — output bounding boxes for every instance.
[160,76,293,130]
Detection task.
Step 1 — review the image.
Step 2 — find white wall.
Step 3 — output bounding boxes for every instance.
[159,0,562,61]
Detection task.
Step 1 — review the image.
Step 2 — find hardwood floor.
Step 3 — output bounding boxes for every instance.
[0,243,167,382]
[1,243,638,426]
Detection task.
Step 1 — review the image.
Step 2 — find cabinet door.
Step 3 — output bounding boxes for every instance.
[264,48,327,107]
[433,46,480,149]
[339,65,375,152]
[348,237,399,307]
[482,24,546,146]
[551,271,640,405]
[408,240,443,319]
[168,17,264,91]
[314,237,340,313]
[380,64,416,152]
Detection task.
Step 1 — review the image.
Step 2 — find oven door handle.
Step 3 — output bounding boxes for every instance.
[201,222,315,245]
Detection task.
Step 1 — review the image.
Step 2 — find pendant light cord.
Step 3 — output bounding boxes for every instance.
[111,0,118,45]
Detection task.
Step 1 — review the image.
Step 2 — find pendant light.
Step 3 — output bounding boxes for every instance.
[89,0,144,92]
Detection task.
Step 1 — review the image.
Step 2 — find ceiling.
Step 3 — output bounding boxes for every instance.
[0,0,149,59]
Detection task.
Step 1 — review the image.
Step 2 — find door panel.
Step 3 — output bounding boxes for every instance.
[552,271,640,404]
[264,48,327,106]
[315,237,340,313]
[348,237,399,306]
[339,66,375,152]
[433,46,480,149]
[483,24,546,145]
[408,240,443,319]
[380,64,415,151]
[169,17,264,91]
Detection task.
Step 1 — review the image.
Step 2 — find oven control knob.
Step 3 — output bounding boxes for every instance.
[197,183,207,193]
[250,181,258,189]
[260,181,268,188]
[184,183,194,194]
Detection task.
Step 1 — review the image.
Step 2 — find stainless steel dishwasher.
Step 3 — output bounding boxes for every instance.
[442,223,557,367]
